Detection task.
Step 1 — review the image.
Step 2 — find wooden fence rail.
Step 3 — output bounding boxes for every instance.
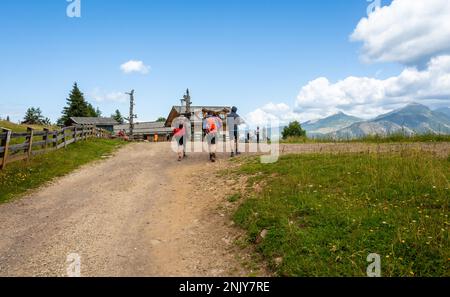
[0,125,110,170]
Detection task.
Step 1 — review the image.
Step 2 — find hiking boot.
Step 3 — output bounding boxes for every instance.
[231,152,235,158]
[211,153,216,163]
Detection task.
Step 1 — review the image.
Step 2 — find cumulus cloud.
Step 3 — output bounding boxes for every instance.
[351,0,450,65]
[246,102,301,126]
[295,55,450,120]
[245,0,450,125]
[90,88,128,103]
[120,60,150,74]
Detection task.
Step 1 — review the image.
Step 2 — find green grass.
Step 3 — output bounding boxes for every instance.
[0,120,60,145]
[233,151,449,276]
[0,120,57,132]
[0,138,126,204]
[228,193,242,203]
[281,133,450,144]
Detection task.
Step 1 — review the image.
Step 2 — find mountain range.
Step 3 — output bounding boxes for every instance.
[301,103,450,139]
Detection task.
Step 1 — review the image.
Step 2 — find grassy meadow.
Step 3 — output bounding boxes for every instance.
[230,150,449,276]
[0,120,60,145]
[281,133,450,144]
[0,120,57,132]
[0,138,126,204]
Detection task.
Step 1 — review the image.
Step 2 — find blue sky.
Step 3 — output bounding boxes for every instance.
[2,0,449,125]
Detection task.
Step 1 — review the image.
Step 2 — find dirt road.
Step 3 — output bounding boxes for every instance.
[0,143,257,277]
[0,141,448,276]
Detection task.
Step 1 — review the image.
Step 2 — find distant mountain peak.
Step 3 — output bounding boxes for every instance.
[302,111,363,135]
[330,102,450,139]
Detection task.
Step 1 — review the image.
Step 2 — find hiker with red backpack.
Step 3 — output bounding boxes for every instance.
[203,111,223,163]
[173,123,186,161]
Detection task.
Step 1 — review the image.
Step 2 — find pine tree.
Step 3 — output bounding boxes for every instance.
[6,115,10,122]
[23,107,47,125]
[95,107,102,117]
[112,110,124,124]
[58,83,101,126]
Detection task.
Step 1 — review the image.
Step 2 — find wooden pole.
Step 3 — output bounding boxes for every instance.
[43,128,49,151]
[53,131,57,148]
[74,126,77,143]
[63,128,67,148]
[26,127,34,161]
[1,129,12,170]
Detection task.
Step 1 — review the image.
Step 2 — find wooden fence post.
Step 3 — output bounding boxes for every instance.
[27,127,34,161]
[63,128,67,148]
[1,128,12,170]
[43,128,49,151]
[74,127,78,143]
[53,131,57,149]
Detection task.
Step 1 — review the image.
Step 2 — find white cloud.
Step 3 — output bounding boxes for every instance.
[120,60,150,74]
[295,55,450,120]
[90,88,128,103]
[351,0,450,65]
[249,0,450,124]
[246,102,301,126]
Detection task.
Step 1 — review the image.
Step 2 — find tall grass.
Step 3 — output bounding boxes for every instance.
[233,150,449,276]
[281,133,450,144]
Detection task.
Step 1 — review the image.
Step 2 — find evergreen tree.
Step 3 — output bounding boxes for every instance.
[156,117,167,122]
[95,107,102,117]
[58,82,101,126]
[23,107,49,125]
[112,109,124,124]
[6,115,10,122]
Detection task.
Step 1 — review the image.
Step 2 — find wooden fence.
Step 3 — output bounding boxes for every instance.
[0,125,110,170]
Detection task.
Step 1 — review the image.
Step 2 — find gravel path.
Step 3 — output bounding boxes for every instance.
[0,143,257,277]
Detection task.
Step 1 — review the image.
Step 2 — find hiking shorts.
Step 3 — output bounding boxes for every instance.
[207,133,217,145]
[176,136,184,146]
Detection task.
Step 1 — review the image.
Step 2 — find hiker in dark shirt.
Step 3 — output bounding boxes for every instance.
[256,126,260,144]
[227,106,243,157]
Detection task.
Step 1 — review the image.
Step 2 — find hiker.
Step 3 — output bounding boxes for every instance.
[227,106,243,157]
[256,126,260,144]
[174,116,190,158]
[173,123,186,161]
[203,111,223,162]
